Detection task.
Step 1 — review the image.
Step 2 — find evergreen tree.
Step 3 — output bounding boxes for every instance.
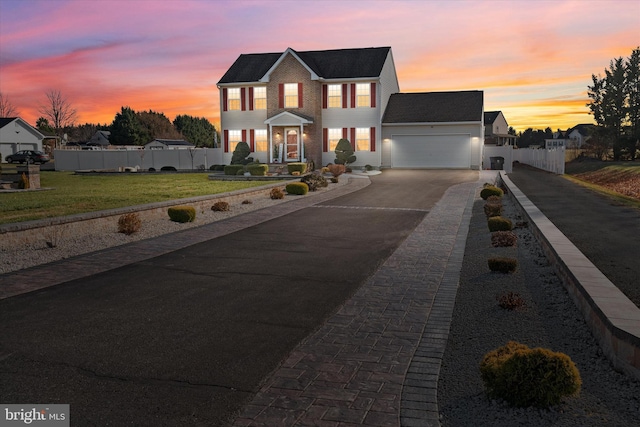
[334,138,356,165]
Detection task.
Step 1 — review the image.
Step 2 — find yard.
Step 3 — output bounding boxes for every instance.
[0,171,277,224]
[564,160,640,206]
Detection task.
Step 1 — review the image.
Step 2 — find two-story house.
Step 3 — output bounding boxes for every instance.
[217,47,484,169]
[484,111,515,146]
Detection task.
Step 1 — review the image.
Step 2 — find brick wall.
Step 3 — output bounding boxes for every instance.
[267,53,323,168]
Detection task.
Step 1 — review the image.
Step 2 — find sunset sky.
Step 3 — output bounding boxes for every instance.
[1,0,638,133]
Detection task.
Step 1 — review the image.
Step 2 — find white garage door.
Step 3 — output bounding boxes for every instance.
[392,135,470,168]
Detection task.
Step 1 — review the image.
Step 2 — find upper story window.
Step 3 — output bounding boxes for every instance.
[284,83,298,108]
[227,88,241,111]
[356,83,370,107]
[327,84,341,108]
[355,128,370,151]
[253,87,266,110]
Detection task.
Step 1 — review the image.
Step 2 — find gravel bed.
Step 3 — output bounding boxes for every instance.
[0,179,348,275]
[438,193,640,426]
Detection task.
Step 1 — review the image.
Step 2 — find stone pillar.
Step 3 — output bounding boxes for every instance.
[17,165,40,189]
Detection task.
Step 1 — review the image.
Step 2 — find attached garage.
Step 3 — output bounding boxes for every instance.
[391,134,470,168]
[381,91,484,169]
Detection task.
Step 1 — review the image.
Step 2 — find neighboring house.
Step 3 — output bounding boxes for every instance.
[484,111,515,146]
[144,139,195,150]
[217,46,484,169]
[0,117,45,161]
[545,130,569,149]
[566,124,594,148]
[381,91,484,168]
[87,130,111,148]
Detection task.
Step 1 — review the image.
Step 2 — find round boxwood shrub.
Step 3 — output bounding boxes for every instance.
[480,341,581,408]
[488,216,513,232]
[481,185,504,200]
[285,182,309,195]
[168,206,196,223]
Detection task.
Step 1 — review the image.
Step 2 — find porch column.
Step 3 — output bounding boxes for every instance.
[300,123,304,161]
[268,123,273,162]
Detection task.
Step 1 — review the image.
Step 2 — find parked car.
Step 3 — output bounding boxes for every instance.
[5,150,50,164]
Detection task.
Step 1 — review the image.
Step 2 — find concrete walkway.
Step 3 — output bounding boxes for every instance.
[231,175,484,426]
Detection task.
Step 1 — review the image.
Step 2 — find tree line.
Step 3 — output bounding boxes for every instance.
[0,90,218,147]
[587,47,639,160]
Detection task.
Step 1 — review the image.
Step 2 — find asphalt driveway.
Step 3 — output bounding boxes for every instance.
[508,164,640,307]
[0,170,477,426]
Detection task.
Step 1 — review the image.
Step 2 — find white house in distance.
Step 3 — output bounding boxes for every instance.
[566,124,594,148]
[217,46,484,169]
[144,139,195,150]
[0,117,45,161]
[484,111,516,146]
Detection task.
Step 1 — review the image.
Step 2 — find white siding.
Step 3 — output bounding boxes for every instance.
[378,50,400,121]
[382,123,483,169]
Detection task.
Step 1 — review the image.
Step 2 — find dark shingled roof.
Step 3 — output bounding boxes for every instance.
[382,91,484,123]
[0,117,18,128]
[218,47,391,84]
[484,111,501,124]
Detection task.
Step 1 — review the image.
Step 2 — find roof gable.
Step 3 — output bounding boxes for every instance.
[484,111,501,125]
[0,117,45,139]
[218,47,391,84]
[382,91,484,123]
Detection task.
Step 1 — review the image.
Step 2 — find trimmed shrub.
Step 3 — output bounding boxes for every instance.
[486,195,502,203]
[117,212,142,235]
[484,203,503,218]
[364,164,373,171]
[247,164,268,176]
[287,162,307,174]
[491,231,517,247]
[488,216,513,232]
[224,165,244,176]
[321,166,330,173]
[231,141,251,165]
[242,199,252,204]
[211,201,230,211]
[488,257,518,273]
[168,206,196,223]
[286,182,309,195]
[334,138,356,165]
[236,169,245,175]
[330,177,339,183]
[481,185,504,200]
[480,342,581,408]
[270,187,284,199]
[160,166,177,172]
[301,173,328,191]
[497,291,525,310]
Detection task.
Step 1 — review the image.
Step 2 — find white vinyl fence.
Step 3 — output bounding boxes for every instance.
[513,147,565,174]
[54,148,223,171]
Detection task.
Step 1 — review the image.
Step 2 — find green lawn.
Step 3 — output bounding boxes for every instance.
[0,171,277,224]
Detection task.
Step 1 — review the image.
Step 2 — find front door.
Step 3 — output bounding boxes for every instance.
[285,128,299,162]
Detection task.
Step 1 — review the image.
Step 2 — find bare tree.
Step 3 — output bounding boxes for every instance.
[0,92,19,117]
[38,89,77,134]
